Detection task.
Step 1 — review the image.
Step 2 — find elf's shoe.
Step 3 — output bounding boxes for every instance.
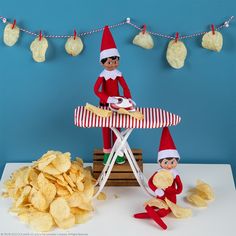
[116,155,125,164]
[103,153,110,165]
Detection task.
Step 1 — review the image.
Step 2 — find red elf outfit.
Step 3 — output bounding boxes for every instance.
[134,127,183,230]
[94,26,132,154]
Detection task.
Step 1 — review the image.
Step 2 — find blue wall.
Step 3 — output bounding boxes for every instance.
[0,0,235,182]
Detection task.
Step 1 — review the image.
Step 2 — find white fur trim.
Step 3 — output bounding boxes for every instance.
[158,149,180,161]
[100,69,122,80]
[100,48,120,61]
[170,169,179,178]
[154,188,164,197]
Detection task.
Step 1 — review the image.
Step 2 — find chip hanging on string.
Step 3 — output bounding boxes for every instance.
[133,25,154,49]
[202,25,223,52]
[65,30,84,56]
[30,31,48,63]
[166,33,187,69]
[3,20,20,47]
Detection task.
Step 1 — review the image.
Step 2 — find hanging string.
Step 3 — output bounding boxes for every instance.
[0,15,234,40]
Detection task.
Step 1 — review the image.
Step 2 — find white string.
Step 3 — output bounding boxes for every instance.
[0,15,234,40]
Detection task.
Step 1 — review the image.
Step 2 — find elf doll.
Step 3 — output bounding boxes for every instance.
[94,26,133,165]
[133,127,183,230]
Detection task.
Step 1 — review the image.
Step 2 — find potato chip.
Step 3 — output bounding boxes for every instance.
[63,173,76,188]
[152,170,174,189]
[51,152,71,173]
[3,23,20,46]
[66,192,83,208]
[30,37,48,63]
[166,40,187,69]
[15,185,31,207]
[50,197,70,221]
[41,164,61,175]
[144,198,168,209]
[55,183,70,197]
[195,180,214,200]
[186,193,208,207]
[96,192,107,201]
[37,154,57,170]
[29,212,54,232]
[165,198,192,218]
[54,213,75,229]
[37,173,56,204]
[65,36,83,56]
[30,190,48,211]
[202,31,223,52]
[133,31,154,49]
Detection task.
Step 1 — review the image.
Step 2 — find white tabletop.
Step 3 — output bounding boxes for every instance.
[0,163,235,235]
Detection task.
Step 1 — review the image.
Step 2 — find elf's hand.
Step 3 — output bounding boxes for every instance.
[154,188,164,197]
[107,97,119,104]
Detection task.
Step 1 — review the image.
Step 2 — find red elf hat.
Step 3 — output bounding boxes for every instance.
[100,25,120,61]
[158,127,180,162]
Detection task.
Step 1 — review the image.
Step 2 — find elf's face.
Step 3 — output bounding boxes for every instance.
[101,57,119,71]
[160,158,178,170]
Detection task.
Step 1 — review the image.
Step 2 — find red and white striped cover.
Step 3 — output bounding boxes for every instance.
[74,107,181,129]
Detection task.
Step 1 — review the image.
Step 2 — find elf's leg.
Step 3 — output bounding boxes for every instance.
[145,205,167,230]
[102,127,111,165]
[112,128,125,164]
[133,208,171,219]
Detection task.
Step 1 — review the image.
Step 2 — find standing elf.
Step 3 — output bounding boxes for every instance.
[134,127,183,230]
[94,26,133,165]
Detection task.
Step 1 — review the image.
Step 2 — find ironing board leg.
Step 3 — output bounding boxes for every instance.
[93,128,133,199]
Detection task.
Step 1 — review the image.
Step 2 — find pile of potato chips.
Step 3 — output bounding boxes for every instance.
[186,179,215,207]
[1,151,96,232]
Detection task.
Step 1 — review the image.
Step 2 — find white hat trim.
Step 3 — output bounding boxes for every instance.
[158,149,180,161]
[100,48,120,61]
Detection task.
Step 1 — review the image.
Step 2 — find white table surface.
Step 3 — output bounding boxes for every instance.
[0,163,235,236]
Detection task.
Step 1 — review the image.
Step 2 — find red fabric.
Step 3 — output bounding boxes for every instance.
[159,127,177,152]
[102,127,120,150]
[94,76,131,104]
[134,208,171,219]
[134,170,183,227]
[145,205,167,230]
[100,26,117,52]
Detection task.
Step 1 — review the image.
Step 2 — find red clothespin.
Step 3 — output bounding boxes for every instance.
[175,32,179,43]
[39,31,42,41]
[12,19,16,29]
[73,29,77,40]
[142,24,146,34]
[211,24,215,35]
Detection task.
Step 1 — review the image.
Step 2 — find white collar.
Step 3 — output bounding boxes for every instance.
[100,69,122,80]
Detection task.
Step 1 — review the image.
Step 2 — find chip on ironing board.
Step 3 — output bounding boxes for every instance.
[153,170,174,189]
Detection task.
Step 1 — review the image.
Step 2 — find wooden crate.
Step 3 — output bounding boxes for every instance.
[93,149,143,186]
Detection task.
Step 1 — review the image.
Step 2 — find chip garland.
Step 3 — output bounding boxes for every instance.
[1,151,96,232]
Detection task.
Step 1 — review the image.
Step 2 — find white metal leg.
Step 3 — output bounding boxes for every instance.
[93,128,133,199]
[93,127,155,199]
